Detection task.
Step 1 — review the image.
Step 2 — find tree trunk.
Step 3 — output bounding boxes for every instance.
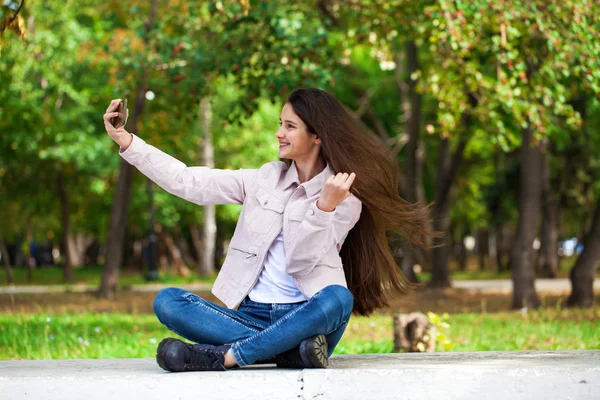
[457,228,467,271]
[160,229,190,278]
[156,225,169,274]
[198,97,216,277]
[394,41,426,282]
[0,238,14,284]
[70,233,94,268]
[99,159,134,297]
[495,224,504,273]
[476,229,488,271]
[567,196,600,307]
[430,131,470,286]
[430,93,477,287]
[430,194,452,287]
[57,169,73,282]
[25,225,34,282]
[85,238,101,265]
[400,241,419,282]
[189,224,204,265]
[510,127,542,309]
[173,225,197,268]
[98,0,158,298]
[430,137,453,287]
[491,151,504,273]
[538,146,559,278]
[488,230,498,272]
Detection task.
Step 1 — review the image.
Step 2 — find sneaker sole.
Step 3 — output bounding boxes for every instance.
[156,337,177,371]
[302,334,329,368]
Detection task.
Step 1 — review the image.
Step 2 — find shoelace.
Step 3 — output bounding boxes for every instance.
[185,345,227,371]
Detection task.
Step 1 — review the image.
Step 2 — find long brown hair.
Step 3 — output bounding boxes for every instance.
[285,88,436,316]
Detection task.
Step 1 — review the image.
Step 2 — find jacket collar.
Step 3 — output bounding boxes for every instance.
[283,160,335,197]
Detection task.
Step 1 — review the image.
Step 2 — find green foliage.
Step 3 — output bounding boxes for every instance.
[1,0,600,280]
[426,311,453,351]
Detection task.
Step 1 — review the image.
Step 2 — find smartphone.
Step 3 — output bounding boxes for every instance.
[110,98,128,128]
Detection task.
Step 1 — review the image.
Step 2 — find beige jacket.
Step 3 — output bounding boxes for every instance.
[119,134,362,308]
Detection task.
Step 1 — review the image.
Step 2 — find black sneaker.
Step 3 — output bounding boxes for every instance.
[156,338,230,372]
[276,334,329,369]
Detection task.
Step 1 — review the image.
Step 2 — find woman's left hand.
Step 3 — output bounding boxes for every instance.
[317,172,356,212]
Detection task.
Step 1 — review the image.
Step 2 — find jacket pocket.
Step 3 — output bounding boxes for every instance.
[244,187,284,233]
[229,246,258,259]
[221,237,260,287]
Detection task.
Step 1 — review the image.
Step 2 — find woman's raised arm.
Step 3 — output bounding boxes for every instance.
[103,99,257,206]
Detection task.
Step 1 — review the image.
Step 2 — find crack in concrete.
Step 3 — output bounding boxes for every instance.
[297,370,304,399]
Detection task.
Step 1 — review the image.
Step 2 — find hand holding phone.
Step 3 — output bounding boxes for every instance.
[103,98,132,149]
[110,98,128,128]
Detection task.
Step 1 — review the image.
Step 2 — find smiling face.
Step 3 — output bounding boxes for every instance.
[276,102,321,162]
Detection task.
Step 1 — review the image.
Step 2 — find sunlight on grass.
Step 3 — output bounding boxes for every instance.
[1,307,598,360]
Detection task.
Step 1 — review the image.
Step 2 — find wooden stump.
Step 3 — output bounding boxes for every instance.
[392,312,436,352]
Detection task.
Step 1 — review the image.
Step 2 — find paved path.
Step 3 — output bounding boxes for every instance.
[1,278,596,295]
[452,278,600,293]
[0,282,213,295]
[1,351,598,399]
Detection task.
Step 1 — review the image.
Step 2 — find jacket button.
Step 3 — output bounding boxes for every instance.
[309,209,314,216]
[263,199,269,205]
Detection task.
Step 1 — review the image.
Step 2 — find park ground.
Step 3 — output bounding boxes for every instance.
[1,281,598,360]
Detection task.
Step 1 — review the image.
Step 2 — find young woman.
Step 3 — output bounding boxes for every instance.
[103,88,432,371]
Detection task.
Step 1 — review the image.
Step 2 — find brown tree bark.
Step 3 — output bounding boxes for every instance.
[198,97,216,277]
[495,224,504,273]
[189,224,204,265]
[24,225,34,282]
[537,145,559,278]
[57,169,73,282]
[173,225,197,268]
[457,228,467,271]
[0,238,14,284]
[69,233,94,267]
[488,230,498,272]
[98,0,158,298]
[477,229,489,271]
[430,93,477,288]
[567,197,600,307]
[509,127,542,309]
[394,41,427,282]
[99,158,134,297]
[160,229,190,278]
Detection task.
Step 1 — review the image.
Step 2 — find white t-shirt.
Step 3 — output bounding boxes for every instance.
[248,231,307,303]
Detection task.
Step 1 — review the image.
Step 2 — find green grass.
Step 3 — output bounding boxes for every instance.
[336,307,600,354]
[1,307,598,360]
[2,265,217,286]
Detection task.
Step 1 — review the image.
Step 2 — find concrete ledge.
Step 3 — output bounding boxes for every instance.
[1,351,598,399]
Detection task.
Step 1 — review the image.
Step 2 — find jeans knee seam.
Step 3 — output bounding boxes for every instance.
[171,292,266,333]
[324,318,350,336]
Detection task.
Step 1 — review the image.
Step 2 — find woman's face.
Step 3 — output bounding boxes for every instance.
[276,102,320,161]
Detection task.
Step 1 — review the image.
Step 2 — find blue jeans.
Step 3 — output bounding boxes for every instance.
[153,285,354,367]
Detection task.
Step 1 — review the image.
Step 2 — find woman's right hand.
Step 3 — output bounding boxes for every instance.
[103,99,133,150]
